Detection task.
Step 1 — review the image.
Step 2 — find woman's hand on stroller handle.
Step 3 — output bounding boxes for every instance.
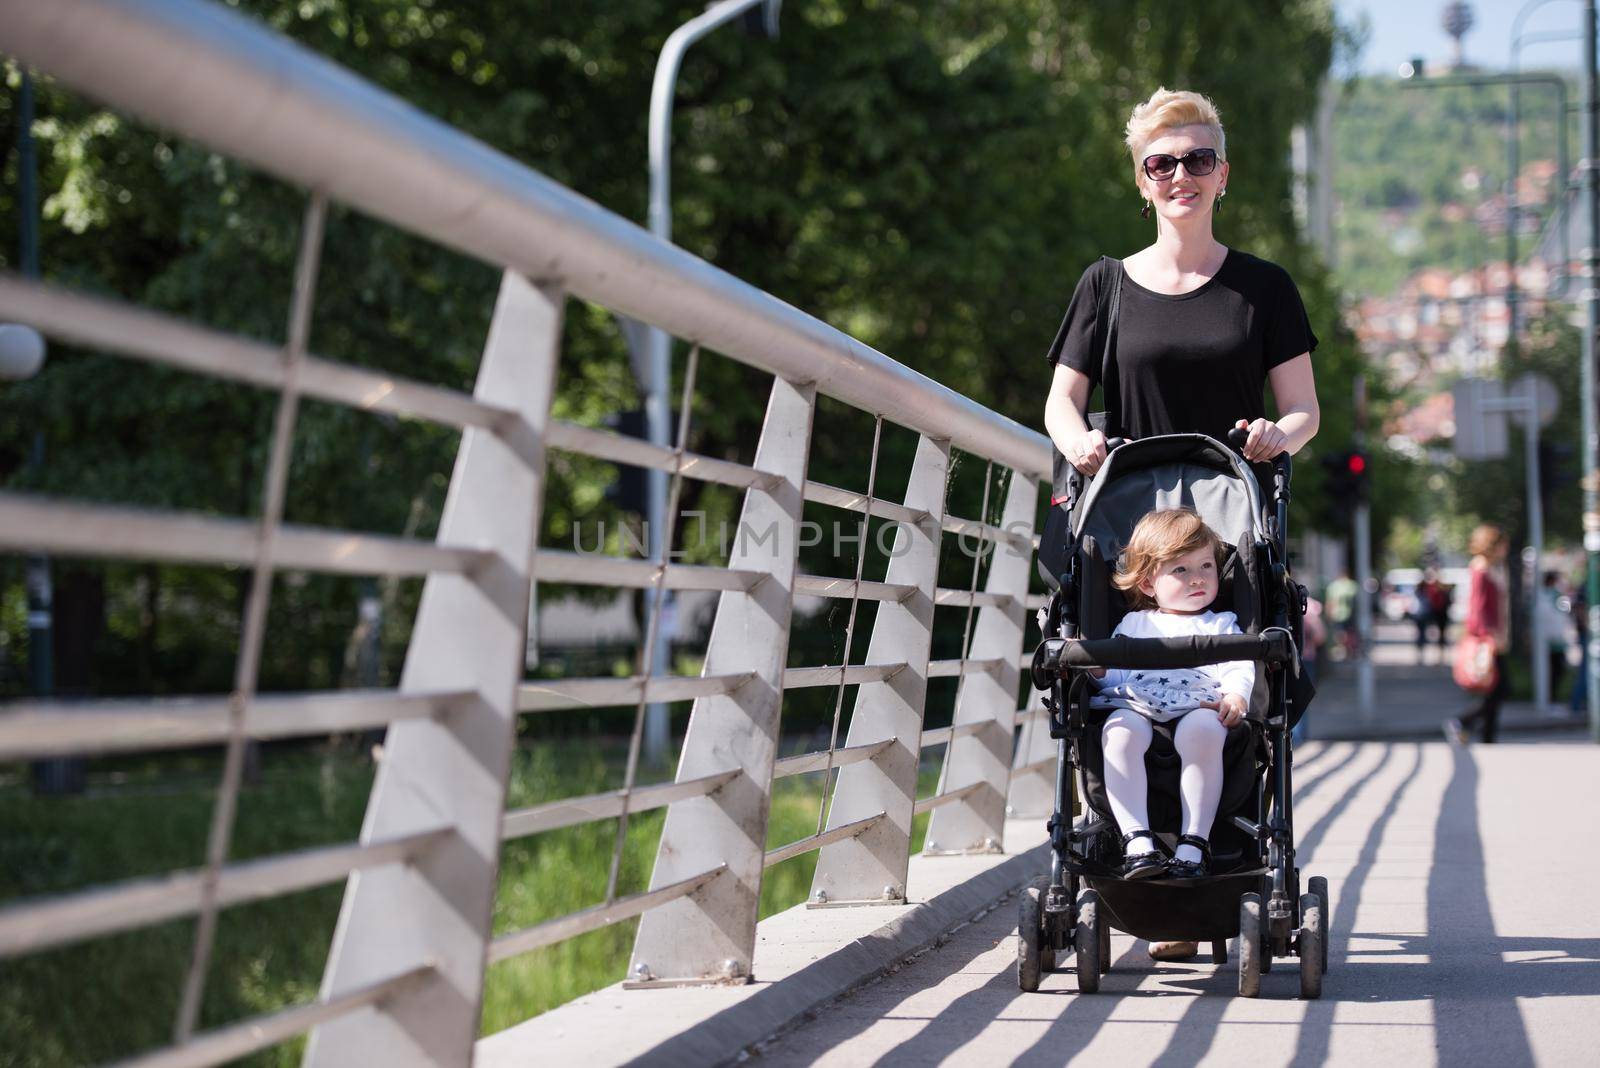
[1230,418,1288,463]
[1066,428,1109,475]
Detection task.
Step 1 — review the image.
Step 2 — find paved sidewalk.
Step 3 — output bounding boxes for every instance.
[754,740,1600,1066]
[1301,622,1591,743]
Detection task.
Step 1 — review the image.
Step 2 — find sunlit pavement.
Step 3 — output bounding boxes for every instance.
[751,740,1600,1066]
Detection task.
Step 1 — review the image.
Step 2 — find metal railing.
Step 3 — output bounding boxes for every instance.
[0,1,1058,1065]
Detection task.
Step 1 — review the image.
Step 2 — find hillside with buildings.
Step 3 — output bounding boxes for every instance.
[1332,73,1578,458]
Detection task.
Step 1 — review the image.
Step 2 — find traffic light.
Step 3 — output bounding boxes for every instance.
[1317,448,1369,529]
[1345,449,1369,502]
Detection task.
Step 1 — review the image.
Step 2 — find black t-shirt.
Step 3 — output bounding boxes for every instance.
[1044,250,1318,443]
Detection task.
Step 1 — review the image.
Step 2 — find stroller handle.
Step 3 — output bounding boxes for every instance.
[1032,631,1295,682]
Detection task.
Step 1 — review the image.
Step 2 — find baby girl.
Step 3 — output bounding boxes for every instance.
[1090,507,1253,881]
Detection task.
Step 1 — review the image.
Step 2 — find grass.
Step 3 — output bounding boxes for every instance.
[0,742,937,1067]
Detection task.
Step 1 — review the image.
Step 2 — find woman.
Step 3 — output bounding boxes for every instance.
[1448,525,1510,744]
[1041,88,1321,961]
[1043,88,1320,470]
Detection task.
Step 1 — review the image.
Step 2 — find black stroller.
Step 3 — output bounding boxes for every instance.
[1020,429,1327,999]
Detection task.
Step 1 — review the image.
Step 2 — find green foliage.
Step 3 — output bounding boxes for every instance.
[0,744,936,1064]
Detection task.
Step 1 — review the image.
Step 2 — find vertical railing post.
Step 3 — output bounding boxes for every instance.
[925,470,1036,855]
[1007,694,1056,818]
[307,272,562,1067]
[808,435,950,906]
[628,376,814,985]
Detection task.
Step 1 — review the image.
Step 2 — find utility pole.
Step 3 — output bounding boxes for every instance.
[1354,374,1375,719]
[1583,0,1600,743]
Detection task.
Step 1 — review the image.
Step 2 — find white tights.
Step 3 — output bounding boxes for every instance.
[1101,708,1229,864]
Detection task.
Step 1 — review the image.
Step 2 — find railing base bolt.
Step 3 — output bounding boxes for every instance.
[883,885,901,901]
[721,958,744,980]
[814,889,828,904]
[634,962,653,982]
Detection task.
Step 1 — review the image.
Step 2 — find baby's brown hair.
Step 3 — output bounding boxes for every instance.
[1113,508,1224,610]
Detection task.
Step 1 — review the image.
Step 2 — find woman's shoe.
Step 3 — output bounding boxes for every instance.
[1120,829,1166,880]
[1165,834,1211,879]
[1149,940,1200,961]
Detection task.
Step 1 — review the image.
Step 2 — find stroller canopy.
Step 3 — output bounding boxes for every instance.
[1071,434,1267,561]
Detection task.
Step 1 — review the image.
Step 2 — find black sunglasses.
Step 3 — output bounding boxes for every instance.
[1142,148,1220,181]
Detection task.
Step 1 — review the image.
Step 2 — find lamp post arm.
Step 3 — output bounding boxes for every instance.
[649,0,771,242]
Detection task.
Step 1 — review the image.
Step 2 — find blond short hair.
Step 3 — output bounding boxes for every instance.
[1124,87,1227,174]
[1113,508,1224,610]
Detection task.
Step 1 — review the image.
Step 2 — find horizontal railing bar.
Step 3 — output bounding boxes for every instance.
[501,769,739,840]
[934,589,1018,609]
[793,574,915,603]
[114,966,434,1068]
[0,828,446,959]
[0,0,1052,482]
[913,782,984,815]
[487,865,726,964]
[781,663,905,690]
[926,657,1007,679]
[517,672,754,713]
[763,812,884,868]
[918,721,986,748]
[941,514,1032,551]
[770,740,892,780]
[1025,593,1049,610]
[547,420,772,491]
[0,689,462,760]
[0,493,488,577]
[533,550,759,592]
[0,275,510,436]
[802,480,928,527]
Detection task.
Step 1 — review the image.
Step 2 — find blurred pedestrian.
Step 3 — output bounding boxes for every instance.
[1292,596,1326,745]
[1446,525,1509,744]
[1571,593,1590,715]
[1414,568,1452,665]
[1536,571,1571,715]
[1325,570,1357,660]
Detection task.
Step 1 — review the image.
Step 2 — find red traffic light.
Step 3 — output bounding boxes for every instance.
[1347,453,1367,475]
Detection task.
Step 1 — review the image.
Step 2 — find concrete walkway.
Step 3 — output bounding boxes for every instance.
[752,740,1600,1066]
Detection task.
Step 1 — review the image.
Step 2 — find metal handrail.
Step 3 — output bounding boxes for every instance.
[0,1,1057,1056]
[0,0,1051,483]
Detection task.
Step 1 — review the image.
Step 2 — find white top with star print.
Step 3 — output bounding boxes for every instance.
[1088,609,1256,723]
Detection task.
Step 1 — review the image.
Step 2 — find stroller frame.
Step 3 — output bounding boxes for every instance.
[1019,430,1328,999]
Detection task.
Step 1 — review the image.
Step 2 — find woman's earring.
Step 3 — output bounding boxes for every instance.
[1215,189,1225,215]
[1140,199,1152,220]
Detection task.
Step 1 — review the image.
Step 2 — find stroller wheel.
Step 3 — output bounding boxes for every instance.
[1309,875,1330,973]
[1099,910,1112,973]
[1239,893,1263,998]
[1017,877,1052,992]
[1299,891,1325,1000]
[1075,889,1102,993]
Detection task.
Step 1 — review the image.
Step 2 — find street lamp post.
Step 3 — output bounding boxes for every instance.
[639,0,781,764]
